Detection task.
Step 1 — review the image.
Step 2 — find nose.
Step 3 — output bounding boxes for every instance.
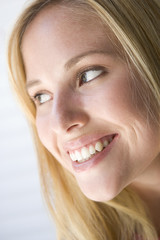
[50,89,89,133]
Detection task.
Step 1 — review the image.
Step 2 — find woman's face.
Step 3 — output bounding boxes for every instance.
[22,6,160,201]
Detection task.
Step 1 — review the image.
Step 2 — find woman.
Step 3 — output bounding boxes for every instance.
[8,0,160,239]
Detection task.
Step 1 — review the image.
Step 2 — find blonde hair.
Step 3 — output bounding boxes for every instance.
[8,0,160,239]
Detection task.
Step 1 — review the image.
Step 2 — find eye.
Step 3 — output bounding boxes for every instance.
[33,92,52,105]
[79,67,105,86]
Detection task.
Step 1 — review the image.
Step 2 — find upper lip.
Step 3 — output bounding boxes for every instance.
[63,132,117,153]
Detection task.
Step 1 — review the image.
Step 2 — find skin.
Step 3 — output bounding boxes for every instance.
[22,5,160,216]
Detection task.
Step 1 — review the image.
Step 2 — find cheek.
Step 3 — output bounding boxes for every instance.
[36,114,54,150]
[35,113,73,172]
[86,76,136,124]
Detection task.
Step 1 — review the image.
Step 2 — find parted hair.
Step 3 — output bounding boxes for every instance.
[8,0,160,239]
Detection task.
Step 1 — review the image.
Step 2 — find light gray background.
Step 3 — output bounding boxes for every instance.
[0,1,56,239]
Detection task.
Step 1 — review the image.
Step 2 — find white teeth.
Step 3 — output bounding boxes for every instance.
[95,141,103,152]
[70,152,76,161]
[69,137,113,162]
[75,150,82,161]
[89,145,96,155]
[81,147,91,159]
[103,140,109,147]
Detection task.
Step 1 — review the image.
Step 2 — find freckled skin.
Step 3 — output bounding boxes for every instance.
[22,6,160,202]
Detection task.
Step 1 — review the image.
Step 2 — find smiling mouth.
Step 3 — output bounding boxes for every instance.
[68,134,116,163]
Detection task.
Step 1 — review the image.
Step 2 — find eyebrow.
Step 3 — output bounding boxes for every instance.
[64,49,114,70]
[26,49,114,90]
[26,79,41,90]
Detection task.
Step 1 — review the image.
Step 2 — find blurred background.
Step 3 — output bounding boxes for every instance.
[0,1,56,239]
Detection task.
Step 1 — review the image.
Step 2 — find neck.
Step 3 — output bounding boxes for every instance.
[132,185,160,236]
[130,153,160,235]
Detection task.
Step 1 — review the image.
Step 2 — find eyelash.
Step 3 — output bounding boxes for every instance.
[77,65,106,86]
[32,91,52,106]
[32,65,107,106]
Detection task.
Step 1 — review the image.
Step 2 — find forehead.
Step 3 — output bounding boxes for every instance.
[21,5,119,80]
[22,4,117,52]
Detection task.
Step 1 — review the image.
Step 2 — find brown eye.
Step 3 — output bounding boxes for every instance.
[80,68,104,85]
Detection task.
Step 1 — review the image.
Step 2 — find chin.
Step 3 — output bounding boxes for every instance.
[78,180,124,202]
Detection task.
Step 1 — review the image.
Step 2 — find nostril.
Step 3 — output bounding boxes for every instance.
[67,124,80,132]
[51,104,89,133]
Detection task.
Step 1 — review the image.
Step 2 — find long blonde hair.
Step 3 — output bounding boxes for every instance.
[8,0,160,239]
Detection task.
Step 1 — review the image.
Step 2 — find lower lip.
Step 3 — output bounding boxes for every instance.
[71,134,118,172]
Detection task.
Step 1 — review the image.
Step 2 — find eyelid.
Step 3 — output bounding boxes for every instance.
[30,90,52,106]
[28,65,108,104]
[78,65,105,76]
[77,65,107,85]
